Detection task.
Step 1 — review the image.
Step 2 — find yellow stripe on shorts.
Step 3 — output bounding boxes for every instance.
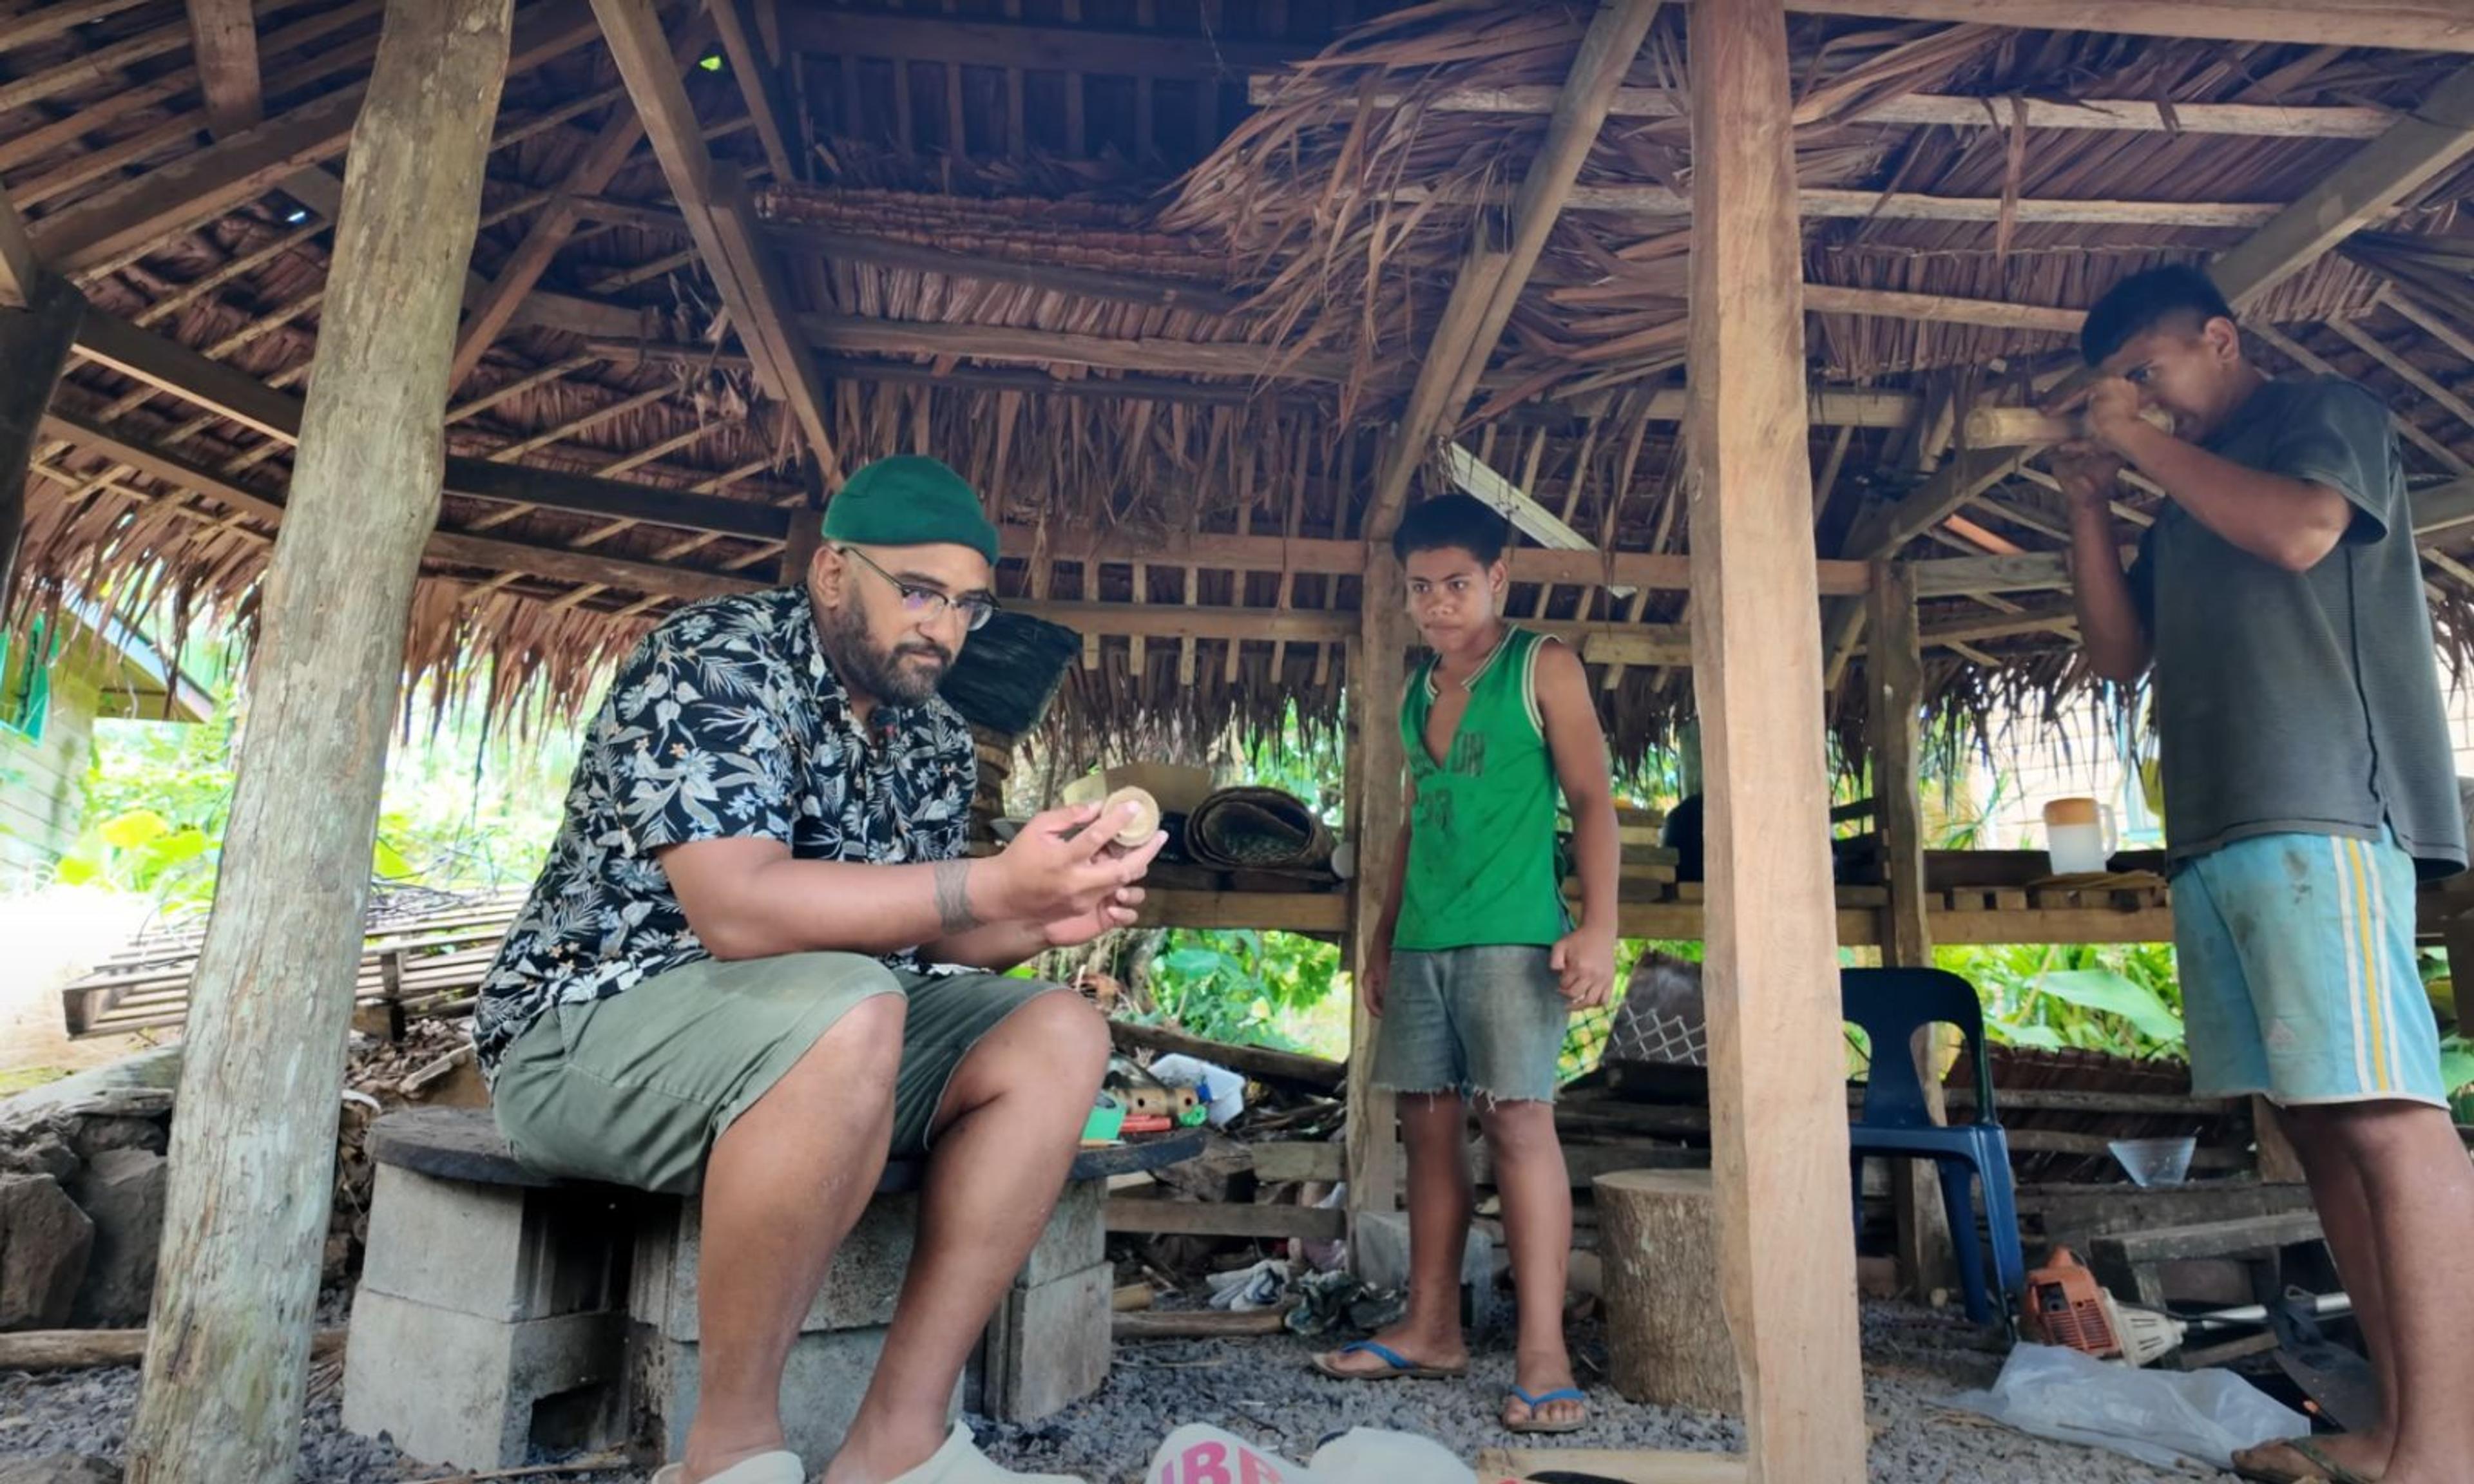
[2343,836,2392,1094]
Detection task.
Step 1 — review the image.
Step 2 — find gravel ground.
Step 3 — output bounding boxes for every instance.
[0,1302,2232,1483]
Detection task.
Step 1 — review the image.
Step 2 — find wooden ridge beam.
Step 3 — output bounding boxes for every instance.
[186,0,265,135]
[1251,76,2399,140]
[591,0,839,479]
[2209,62,2474,306]
[28,0,600,276]
[1779,1,2474,52]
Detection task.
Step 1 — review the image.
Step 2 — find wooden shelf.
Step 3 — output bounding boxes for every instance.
[1137,887,2176,946]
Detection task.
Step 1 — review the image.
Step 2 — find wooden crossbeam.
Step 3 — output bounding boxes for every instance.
[765,224,1249,316]
[1444,441,1640,598]
[185,0,264,134]
[1779,0,2474,51]
[0,12,192,117]
[450,95,654,386]
[2210,64,2474,307]
[0,0,155,53]
[1276,77,2398,140]
[772,10,1298,75]
[798,313,1350,383]
[0,190,37,311]
[1365,0,1662,535]
[1839,66,2474,569]
[2326,317,2474,440]
[1397,182,2392,231]
[591,0,839,479]
[28,1,601,276]
[1803,283,2080,333]
[709,0,800,184]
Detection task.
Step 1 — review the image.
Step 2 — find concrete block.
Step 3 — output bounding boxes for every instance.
[635,1324,961,1473]
[342,1289,626,1470]
[1015,1180,1104,1289]
[636,1192,917,1342]
[981,1259,1111,1422]
[360,1165,628,1322]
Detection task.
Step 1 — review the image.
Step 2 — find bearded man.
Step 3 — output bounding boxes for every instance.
[472,455,1161,1484]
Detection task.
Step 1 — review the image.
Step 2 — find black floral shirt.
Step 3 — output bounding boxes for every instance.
[472,585,976,1080]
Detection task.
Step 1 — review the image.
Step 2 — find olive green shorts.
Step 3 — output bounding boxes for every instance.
[490,953,1059,1194]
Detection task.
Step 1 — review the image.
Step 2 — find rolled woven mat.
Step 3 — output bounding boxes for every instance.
[1184,786,1335,871]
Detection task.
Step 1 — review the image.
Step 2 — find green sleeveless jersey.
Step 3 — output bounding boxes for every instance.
[1395,625,1570,951]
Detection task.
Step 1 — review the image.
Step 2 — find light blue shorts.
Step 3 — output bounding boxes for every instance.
[1372,946,1568,1103]
[2174,829,2446,1109]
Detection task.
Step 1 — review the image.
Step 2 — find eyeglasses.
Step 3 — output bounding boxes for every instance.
[836,546,997,632]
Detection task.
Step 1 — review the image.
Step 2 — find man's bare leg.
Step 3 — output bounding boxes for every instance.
[823,993,1113,1484]
[2308,1101,2474,1484]
[2269,1107,2403,1480]
[684,994,908,1481]
[1481,1098,1579,1430]
[1315,1091,1473,1376]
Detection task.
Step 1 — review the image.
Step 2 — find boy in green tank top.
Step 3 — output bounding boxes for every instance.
[1310,495,1622,1435]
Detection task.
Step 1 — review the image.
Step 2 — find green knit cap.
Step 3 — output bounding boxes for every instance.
[820,455,999,566]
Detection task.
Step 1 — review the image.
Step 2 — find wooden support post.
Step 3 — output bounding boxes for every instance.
[0,270,83,611]
[1864,561,1958,1300]
[1685,1,1865,1478]
[122,1,514,1478]
[1344,582,1410,1233]
[779,455,824,584]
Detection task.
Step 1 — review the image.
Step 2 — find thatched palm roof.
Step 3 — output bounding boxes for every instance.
[9,0,2474,766]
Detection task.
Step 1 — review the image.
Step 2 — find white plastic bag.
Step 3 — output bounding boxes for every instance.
[1145,1424,1475,1484]
[1205,1259,1292,1312]
[1148,1053,1248,1127]
[1950,1342,2308,1471]
[1146,1424,1316,1484]
[1308,1428,1476,1484]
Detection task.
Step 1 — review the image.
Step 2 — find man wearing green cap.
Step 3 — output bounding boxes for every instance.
[473,456,1162,1484]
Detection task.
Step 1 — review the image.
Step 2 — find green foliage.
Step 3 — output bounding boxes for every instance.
[61,692,581,913]
[1139,929,1342,1054]
[1938,940,2187,1059]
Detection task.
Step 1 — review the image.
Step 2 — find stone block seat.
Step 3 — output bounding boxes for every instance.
[341,1105,1202,1473]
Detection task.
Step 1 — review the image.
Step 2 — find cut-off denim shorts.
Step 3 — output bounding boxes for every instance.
[1371,944,1568,1105]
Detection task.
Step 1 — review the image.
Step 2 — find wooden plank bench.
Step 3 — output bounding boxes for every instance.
[341,1106,1203,1472]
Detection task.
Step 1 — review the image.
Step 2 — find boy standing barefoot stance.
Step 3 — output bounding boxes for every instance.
[1312,495,1622,1436]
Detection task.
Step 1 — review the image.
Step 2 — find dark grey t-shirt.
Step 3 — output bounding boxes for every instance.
[2127,375,2466,878]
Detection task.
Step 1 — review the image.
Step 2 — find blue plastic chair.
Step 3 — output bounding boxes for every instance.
[1843,967,2026,1326]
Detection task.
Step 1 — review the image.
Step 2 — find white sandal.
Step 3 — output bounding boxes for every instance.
[882,1421,1089,1483]
[650,1452,806,1484]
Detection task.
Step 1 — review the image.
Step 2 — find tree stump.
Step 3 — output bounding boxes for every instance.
[1595,1168,1740,1413]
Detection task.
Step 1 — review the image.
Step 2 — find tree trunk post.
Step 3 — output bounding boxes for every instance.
[1865,560,1959,1299]
[123,2,514,1478]
[0,270,84,613]
[1343,560,1409,1236]
[1684,0,1867,1478]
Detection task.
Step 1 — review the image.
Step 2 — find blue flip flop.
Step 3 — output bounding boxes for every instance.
[1504,1385,1591,1435]
[1309,1339,1468,1381]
